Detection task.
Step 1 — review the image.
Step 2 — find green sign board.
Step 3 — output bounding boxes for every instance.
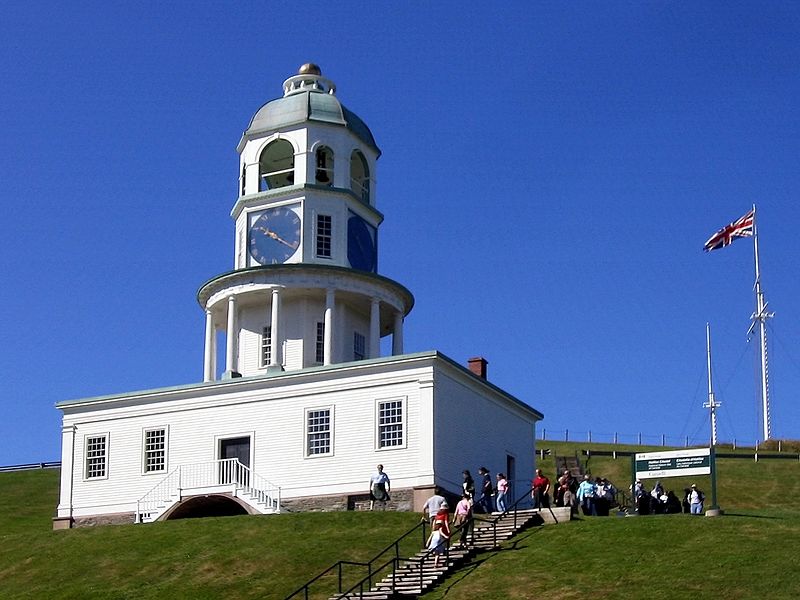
[635,448,711,479]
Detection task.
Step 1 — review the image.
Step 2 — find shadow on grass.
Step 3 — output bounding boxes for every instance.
[435,528,545,597]
[721,512,780,520]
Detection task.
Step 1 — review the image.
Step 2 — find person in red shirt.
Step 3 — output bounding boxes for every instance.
[531,468,551,509]
[433,500,451,537]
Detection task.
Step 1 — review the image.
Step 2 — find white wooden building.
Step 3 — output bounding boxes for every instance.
[54,65,543,528]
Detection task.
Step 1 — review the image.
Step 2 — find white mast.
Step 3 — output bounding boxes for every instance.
[748,204,773,441]
[704,322,721,446]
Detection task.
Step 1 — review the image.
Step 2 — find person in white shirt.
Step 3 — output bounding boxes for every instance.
[422,491,447,523]
[368,464,391,510]
[688,483,705,515]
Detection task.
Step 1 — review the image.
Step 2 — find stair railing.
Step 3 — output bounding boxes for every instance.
[333,533,455,600]
[284,519,428,600]
[472,486,536,548]
[136,458,280,523]
[136,465,182,523]
[286,488,540,599]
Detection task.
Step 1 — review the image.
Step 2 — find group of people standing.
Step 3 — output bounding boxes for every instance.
[545,470,618,516]
[632,480,706,515]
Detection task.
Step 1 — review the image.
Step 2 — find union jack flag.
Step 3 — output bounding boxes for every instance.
[703,209,755,252]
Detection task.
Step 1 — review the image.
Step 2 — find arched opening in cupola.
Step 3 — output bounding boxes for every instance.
[259,139,295,190]
[315,146,334,186]
[350,150,370,203]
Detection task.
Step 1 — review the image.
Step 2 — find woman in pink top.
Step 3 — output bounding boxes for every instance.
[495,473,509,513]
[453,493,473,546]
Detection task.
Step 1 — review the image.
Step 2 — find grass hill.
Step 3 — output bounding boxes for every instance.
[1,441,799,599]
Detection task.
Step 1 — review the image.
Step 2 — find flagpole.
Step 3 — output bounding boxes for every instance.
[750,204,773,441]
[704,323,720,446]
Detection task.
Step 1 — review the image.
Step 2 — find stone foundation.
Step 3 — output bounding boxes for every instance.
[66,512,136,528]
[54,484,460,529]
[281,487,416,513]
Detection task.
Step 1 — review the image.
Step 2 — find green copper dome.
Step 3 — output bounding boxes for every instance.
[243,66,380,156]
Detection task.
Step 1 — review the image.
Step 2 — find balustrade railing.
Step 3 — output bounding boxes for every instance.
[136,458,280,523]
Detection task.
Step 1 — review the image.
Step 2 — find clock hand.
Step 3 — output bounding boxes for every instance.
[260,227,298,249]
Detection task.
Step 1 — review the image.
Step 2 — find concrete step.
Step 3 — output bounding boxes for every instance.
[335,505,570,600]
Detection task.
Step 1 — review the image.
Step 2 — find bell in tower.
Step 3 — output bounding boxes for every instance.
[198,65,414,379]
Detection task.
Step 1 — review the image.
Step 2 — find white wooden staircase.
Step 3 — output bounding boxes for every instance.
[135,458,280,523]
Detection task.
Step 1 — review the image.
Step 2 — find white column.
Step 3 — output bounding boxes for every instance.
[392,311,404,355]
[324,289,335,366]
[56,424,76,520]
[203,309,215,382]
[370,298,381,359]
[224,295,239,378]
[269,288,282,370]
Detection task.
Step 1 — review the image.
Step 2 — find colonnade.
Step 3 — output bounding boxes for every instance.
[202,287,405,382]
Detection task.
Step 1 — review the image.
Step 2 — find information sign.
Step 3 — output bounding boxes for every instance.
[634,448,711,479]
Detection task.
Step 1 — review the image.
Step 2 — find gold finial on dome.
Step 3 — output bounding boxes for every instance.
[298,63,322,76]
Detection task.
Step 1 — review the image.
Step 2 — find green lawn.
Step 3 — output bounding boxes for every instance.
[1,443,798,599]
[0,469,420,600]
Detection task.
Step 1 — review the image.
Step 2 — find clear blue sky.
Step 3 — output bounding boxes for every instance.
[2,2,799,464]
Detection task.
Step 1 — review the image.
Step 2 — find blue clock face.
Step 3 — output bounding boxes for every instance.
[347,214,376,272]
[249,206,301,265]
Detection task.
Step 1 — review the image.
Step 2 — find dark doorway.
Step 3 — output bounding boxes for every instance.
[166,495,248,520]
[219,436,250,486]
[506,454,516,494]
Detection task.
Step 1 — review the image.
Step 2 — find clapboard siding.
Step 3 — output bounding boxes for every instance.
[432,367,537,495]
[57,352,542,521]
[61,358,436,517]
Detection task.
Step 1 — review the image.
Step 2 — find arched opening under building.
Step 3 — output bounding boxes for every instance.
[163,494,250,520]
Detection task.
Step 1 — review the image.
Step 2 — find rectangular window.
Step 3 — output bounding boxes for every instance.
[260,325,272,367]
[315,322,325,364]
[143,428,167,473]
[316,214,332,258]
[306,408,332,456]
[378,399,404,448]
[354,331,366,361]
[238,227,245,268]
[85,434,108,479]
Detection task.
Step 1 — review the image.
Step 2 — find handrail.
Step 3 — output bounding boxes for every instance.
[330,490,538,600]
[284,519,428,600]
[286,488,539,599]
[471,486,537,548]
[136,458,280,523]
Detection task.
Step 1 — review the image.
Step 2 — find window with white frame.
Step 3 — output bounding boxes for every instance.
[315,322,325,364]
[261,325,272,367]
[306,408,332,456]
[354,331,366,361]
[85,434,108,479]
[316,214,332,258]
[143,428,167,473]
[377,399,404,448]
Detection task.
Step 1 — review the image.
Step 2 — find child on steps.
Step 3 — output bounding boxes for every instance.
[425,521,449,568]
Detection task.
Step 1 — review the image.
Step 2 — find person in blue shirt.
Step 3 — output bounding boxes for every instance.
[577,474,597,516]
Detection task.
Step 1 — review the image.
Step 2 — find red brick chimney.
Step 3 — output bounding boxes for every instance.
[467,356,488,379]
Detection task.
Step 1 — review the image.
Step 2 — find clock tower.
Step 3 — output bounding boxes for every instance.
[198,64,413,379]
